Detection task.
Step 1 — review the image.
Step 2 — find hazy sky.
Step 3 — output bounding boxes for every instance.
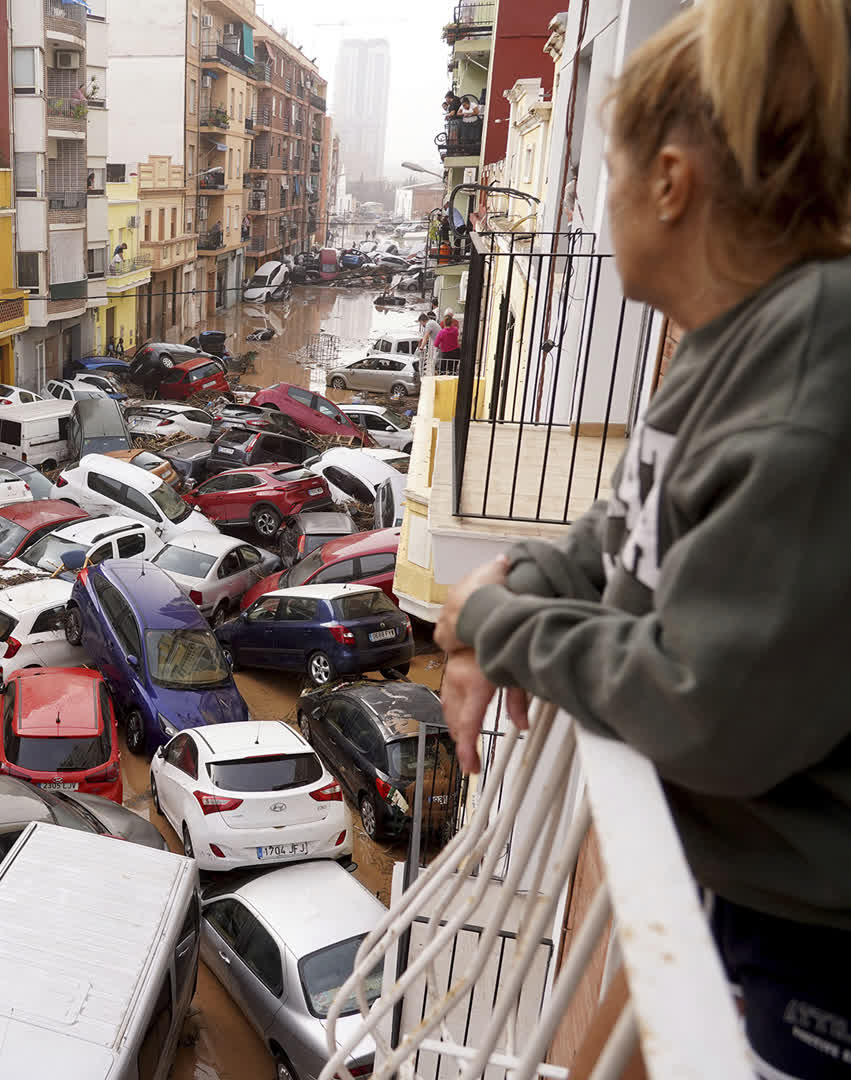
[260,0,449,180]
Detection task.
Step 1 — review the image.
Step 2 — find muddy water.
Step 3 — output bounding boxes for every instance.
[120,622,444,1080]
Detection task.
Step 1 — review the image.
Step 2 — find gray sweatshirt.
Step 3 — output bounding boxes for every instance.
[457,255,851,929]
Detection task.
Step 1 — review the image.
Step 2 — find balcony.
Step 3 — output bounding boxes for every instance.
[47,96,87,133]
[106,254,153,278]
[248,153,269,171]
[294,119,304,136]
[199,106,231,130]
[247,191,267,212]
[253,105,271,130]
[244,114,254,133]
[439,117,482,162]
[282,116,290,133]
[199,170,226,191]
[284,77,292,93]
[310,156,321,173]
[47,190,86,224]
[140,235,198,270]
[44,0,86,40]
[253,61,272,85]
[200,31,256,78]
[442,0,495,42]
[309,92,326,112]
[197,230,225,251]
[295,83,305,99]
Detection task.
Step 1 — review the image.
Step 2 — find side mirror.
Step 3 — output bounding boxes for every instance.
[61,549,88,573]
[156,744,165,758]
[126,653,139,668]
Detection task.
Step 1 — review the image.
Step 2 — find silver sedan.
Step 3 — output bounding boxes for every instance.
[200,860,385,1080]
[150,531,280,625]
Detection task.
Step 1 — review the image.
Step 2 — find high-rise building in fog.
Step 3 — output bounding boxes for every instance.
[333,39,390,183]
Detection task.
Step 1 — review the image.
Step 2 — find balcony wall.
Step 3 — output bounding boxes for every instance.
[44,0,86,40]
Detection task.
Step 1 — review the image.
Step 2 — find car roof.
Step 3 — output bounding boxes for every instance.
[365,448,408,463]
[266,583,379,602]
[72,397,126,429]
[76,454,162,491]
[255,260,283,274]
[0,500,87,527]
[54,516,146,544]
[373,330,421,342]
[294,511,356,534]
[0,578,72,612]
[128,402,205,416]
[341,404,391,416]
[191,719,308,758]
[14,667,102,736]
[335,680,442,739]
[99,561,206,629]
[174,356,216,372]
[0,774,54,825]
[160,531,243,556]
[231,860,386,958]
[162,440,211,459]
[321,527,401,561]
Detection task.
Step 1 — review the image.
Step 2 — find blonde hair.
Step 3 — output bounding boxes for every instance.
[609,0,851,255]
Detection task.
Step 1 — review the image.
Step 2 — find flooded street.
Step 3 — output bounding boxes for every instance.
[121,289,442,1078]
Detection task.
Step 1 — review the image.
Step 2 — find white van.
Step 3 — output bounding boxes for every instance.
[0,820,199,1080]
[0,399,73,469]
[243,259,290,303]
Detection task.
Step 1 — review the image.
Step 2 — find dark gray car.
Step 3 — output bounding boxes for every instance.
[0,774,168,861]
[207,404,308,444]
[278,511,358,568]
[68,397,132,459]
[206,428,317,476]
[161,439,215,487]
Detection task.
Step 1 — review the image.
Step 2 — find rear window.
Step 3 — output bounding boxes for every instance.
[285,547,324,586]
[160,370,184,383]
[152,545,216,578]
[217,429,252,448]
[299,934,382,1019]
[271,467,312,482]
[0,611,18,642]
[206,752,322,792]
[382,455,409,474]
[332,592,396,619]
[387,733,455,783]
[0,420,21,446]
[4,723,111,773]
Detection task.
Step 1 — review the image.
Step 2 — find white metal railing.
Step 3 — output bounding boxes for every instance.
[319,701,754,1080]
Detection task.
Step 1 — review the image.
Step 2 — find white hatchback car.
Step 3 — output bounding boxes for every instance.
[49,454,219,541]
[150,719,353,872]
[125,404,213,440]
[43,378,109,402]
[306,447,408,522]
[0,516,162,579]
[0,578,80,684]
[341,404,414,452]
[0,384,43,407]
[150,531,280,625]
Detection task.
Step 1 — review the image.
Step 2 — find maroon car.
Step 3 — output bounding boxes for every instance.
[0,501,89,565]
[182,465,332,539]
[250,382,375,446]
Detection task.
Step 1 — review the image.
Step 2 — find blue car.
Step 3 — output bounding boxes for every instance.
[64,355,132,379]
[215,582,414,687]
[64,559,249,755]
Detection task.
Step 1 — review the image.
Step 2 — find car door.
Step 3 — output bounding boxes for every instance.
[357,551,398,600]
[215,547,245,609]
[29,602,76,668]
[85,470,125,516]
[363,413,403,450]
[336,701,386,801]
[190,473,232,520]
[274,595,320,669]
[345,360,377,393]
[236,595,283,667]
[181,410,213,439]
[202,896,249,996]
[156,732,198,828]
[226,905,285,1037]
[316,697,358,798]
[224,473,265,522]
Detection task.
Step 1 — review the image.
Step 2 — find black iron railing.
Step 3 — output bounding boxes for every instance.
[452,231,654,526]
[440,117,482,159]
[201,32,256,78]
[47,191,86,211]
[309,92,326,112]
[249,154,269,170]
[253,61,272,84]
[253,105,270,128]
[198,230,224,250]
[443,0,495,40]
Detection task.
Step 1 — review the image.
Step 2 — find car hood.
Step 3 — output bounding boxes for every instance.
[68,792,168,850]
[175,508,219,535]
[243,286,271,300]
[153,680,249,730]
[239,570,281,610]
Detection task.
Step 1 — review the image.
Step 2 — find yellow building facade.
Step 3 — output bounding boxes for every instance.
[0,169,30,383]
[94,178,151,354]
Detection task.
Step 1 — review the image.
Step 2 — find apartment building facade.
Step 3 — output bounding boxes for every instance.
[94,173,151,352]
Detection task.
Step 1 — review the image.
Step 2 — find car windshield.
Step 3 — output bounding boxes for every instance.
[382,409,411,430]
[75,389,105,399]
[145,628,230,688]
[285,547,324,587]
[299,934,383,1018]
[83,436,129,454]
[332,592,396,619]
[0,519,28,560]
[150,481,192,523]
[247,273,269,286]
[152,545,216,578]
[387,733,455,783]
[18,533,78,571]
[382,455,409,474]
[207,752,322,792]
[4,728,111,772]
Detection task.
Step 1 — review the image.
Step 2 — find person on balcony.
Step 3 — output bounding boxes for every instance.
[436,2,851,1078]
[458,96,481,147]
[434,315,460,374]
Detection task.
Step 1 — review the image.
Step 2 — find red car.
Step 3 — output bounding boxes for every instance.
[183,464,333,539]
[250,382,375,446]
[240,526,401,609]
[0,500,89,566]
[0,667,122,804]
[157,357,230,401]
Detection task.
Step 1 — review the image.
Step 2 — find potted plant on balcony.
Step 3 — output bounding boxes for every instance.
[213,106,230,128]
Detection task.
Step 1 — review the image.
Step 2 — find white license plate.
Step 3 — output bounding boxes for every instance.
[219,446,235,454]
[256,842,308,860]
[308,487,324,496]
[39,781,78,791]
[369,629,396,643]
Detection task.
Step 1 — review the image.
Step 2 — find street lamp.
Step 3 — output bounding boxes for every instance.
[401,161,444,179]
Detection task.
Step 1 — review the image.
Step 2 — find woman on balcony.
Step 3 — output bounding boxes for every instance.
[436,1,851,1077]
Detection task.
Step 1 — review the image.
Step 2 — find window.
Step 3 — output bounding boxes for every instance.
[226,205,231,233]
[188,144,195,177]
[282,596,318,621]
[11,49,37,94]
[228,148,233,180]
[323,468,373,504]
[236,148,241,177]
[113,599,143,658]
[16,253,39,292]
[186,206,193,233]
[341,709,383,757]
[396,341,410,355]
[87,471,123,500]
[165,733,198,778]
[237,911,284,996]
[14,153,38,197]
[189,78,197,114]
[190,12,199,46]
[247,596,281,622]
[359,552,396,576]
[313,398,345,423]
[287,386,312,407]
[313,557,357,585]
[49,231,85,287]
[87,167,105,194]
[158,208,165,241]
[204,897,251,950]
[88,543,111,565]
[272,97,276,118]
[106,164,126,183]
[230,88,235,118]
[171,207,177,238]
[364,415,392,432]
[238,92,243,121]
[144,209,152,242]
[174,895,199,1001]
[31,605,68,634]
[237,545,261,569]
[117,531,147,558]
[218,550,241,578]
[87,247,106,277]
[137,974,173,1080]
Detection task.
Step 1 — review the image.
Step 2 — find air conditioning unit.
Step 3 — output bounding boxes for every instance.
[127,215,138,229]
[223,22,237,35]
[55,50,80,69]
[201,14,213,28]
[201,75,213,89]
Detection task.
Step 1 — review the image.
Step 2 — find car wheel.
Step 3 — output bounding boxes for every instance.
[182,824,195,859]
[221,643,238,671]
[359,793,379,840]
[403,443,413,454]
[211,603,228,628]
[330,376,347,390]
[381,663,410,678]
[64,604,83,646]
[160,354,174,369]
[275,1054,300,1080]
[125,709,146,756]
[390,383,407,400]
[297,710,311,742]
[307,651,334,687]
[150,771,161,814]
[251,504,282,539]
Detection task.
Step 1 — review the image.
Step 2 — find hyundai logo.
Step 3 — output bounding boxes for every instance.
[270,802,287,813]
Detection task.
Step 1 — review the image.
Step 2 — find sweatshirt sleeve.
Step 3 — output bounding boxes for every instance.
[456,424,851,799]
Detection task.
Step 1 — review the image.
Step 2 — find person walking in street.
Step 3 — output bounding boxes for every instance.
[116,337,125,359]
[434,314,460,374]
[435,2,851,1078]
